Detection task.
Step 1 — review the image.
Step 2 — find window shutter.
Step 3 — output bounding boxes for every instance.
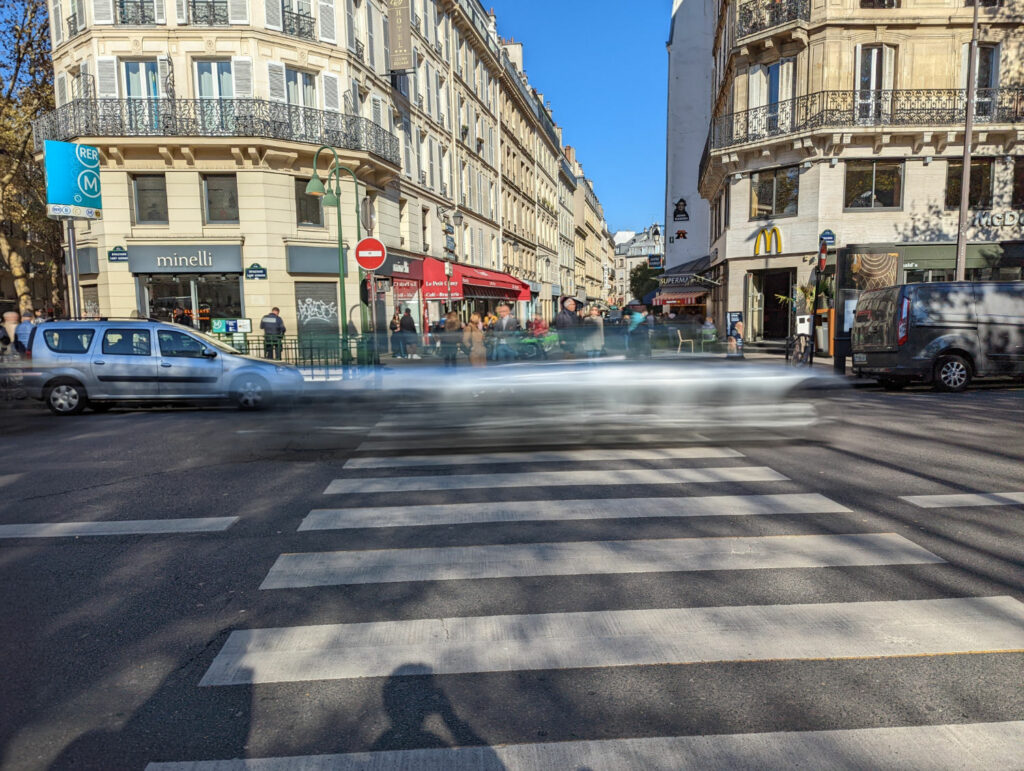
[232,56,253,97]
[175,0,187,23]
[747,65,766,109]
[779,58,795,102]
[154,0,166,22]
[78,59,92,98]
[318,0,335,43]
[56,73,68,106]
[349,77,359,115]
[372,95,382,126]
[854,45,863,91]
[403,115,412,175]
[434,69,440,119]
[428,138,435,188]
[383,14,390,72]
[265,0,282,31]
[412,48,419,99]
[345,0,354,49]
[366,4,376,72]
[425,62,433,115]
[322,73,340,111]
[96,56,119,98]
[268,62,287,102]
[92,0,113,24]
[228,0,249,24]
[52,0,64,46]
[882,45,895,91]
[157,56,171,97]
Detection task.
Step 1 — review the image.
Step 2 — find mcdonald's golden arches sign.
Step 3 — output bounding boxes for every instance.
[753,227,782,256]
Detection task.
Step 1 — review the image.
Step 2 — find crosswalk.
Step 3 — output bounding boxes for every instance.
[154,417,1024,769]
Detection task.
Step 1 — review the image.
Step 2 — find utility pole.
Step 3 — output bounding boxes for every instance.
[954,0,981,282]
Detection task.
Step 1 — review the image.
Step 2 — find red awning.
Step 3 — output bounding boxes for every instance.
[421,258,463,300]
[455,264,531,301]
[654,289,708,306]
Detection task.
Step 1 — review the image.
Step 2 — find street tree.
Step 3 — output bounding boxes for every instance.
[629,263,662,304]
[1,0,62,315]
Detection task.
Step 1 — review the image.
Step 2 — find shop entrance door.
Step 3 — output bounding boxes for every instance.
[761,269,794,339]
[141,275,242,330]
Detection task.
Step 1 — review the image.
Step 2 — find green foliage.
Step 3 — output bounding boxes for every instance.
[629,263,662,303]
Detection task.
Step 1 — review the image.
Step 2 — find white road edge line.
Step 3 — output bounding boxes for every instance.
[0,517,239,539]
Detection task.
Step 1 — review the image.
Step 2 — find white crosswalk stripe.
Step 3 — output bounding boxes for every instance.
[343,446,743,469]
[323,466,786,494]
[0,517,238,539]
[300,493,849,530]
[261,533,943,589]
[146,720,1024,771]
[902,491,1024,508]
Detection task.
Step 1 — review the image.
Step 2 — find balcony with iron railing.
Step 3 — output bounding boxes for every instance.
[708,88,1024,151]
[188,0,229,25]
[116,0,157,25]
[737,0,810,39]
[31,98,402,167]
[66,13,85,38]
[353,39,365,62]
[282,8,315,40]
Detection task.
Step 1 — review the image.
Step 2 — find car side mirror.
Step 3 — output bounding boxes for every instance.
[202,348,217,358]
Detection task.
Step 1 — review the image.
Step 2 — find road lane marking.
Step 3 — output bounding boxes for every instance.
[300,493,850,530]
[199,596,1024,685]
[324,466,786,494]
[343,446,743,469]
[356,433,714,452]
[0,517,239,539]
[146,721,1024,770]
[260,533,943,589]
[901,492,1024,509]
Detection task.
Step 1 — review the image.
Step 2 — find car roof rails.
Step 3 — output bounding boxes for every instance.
[44,316,164,323]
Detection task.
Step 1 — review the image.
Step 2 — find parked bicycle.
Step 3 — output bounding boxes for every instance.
[786,333,813,367]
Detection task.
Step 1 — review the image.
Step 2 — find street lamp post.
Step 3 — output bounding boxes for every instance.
[305,146,364,362]
[955,0,982,282]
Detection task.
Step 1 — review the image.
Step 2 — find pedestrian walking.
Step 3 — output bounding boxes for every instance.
[492,303,520,363]
[463,312,486,367]
[260,307,286,360]
[582,306,605,359]
[441,312,462,368]
[389,312,404,357]
[701,316,717,352]
[555,298,580,356]
[400,308,420,359]
[14,312,34,355]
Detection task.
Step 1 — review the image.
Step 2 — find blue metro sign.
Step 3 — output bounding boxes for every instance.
[44,140,103,220]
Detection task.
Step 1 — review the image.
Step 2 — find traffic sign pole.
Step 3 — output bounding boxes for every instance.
[65,219,81,319]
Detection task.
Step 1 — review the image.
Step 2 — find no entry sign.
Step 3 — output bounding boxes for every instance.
[354,237,387,271]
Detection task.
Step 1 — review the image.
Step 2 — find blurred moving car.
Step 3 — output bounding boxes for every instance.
[22,319,303,414]
[851,281,1024,391]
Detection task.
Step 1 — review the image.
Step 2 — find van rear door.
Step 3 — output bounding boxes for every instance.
[975,282,1024,372]
[851,286,902,353]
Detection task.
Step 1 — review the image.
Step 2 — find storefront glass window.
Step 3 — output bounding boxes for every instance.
[749,165,799,219]
[142,275,242,331]
[945,159,994,210]
[295,178,323,227]
[133,175,168,224]
[204,175,239,223]
[844,160,902,209]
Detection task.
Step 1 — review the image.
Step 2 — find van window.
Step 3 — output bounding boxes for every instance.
[42,329,95,354]
[910,285,975,324]
[102,329,152,356]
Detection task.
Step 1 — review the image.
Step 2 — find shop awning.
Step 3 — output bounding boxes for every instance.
[653,289,708,306]
[455,264,531,301]
[422,258,463,300]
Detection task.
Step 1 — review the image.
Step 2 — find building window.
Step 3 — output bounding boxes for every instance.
[295,178,323,227]
[859,0,899,7]
[945,158,994,210]
[844,160,903,210]
[750,165,798,219]
[204,175,239,223]
[1013,159,1024,210]
[132,175,168,224]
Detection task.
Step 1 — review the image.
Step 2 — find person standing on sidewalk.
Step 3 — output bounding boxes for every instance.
[582,306,605,359]
[441,312,462,368]
[492,304,520,363]
[463,313,486,367]
[556,298,580,356]
[260,307,286,360]
[400,308,420,359]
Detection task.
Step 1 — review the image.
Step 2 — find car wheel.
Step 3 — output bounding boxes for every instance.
[233,375,272,410]
[934,354,972,392]
[879,378,906,392]
[45,380,87,415]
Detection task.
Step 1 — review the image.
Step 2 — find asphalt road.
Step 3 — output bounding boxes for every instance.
[0,378,1022,769]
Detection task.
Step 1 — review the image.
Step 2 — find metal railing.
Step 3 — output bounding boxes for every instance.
[710,88,1024,149]
[32,98,402,167]
[354,39,365,62]
[66,13,85,37]
[188,0,229,25]
[227,335,375,369]
[117,0,157,25]
[737,0,810,39]
[282,8,315,39]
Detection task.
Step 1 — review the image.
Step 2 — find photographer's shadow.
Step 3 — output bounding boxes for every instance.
[371,664,506,769]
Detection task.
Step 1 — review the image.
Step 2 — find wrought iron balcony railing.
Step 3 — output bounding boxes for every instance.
[66,13,85,38]
[709,88,1024,150]
[282,8,315,40]
[354,39,365,62]
[737,0,810,39]
[188,0,229,25]
[117,0,157,25]
[32,98,402,168]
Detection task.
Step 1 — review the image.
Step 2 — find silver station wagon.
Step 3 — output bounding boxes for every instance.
[22,319,304,414]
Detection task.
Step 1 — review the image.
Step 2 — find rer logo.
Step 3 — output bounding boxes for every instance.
[44,140,103,220]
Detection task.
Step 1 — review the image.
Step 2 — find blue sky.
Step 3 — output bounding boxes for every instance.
[490,0,669,234]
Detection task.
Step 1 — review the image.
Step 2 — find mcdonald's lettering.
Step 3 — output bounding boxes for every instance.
[753,227,782,256]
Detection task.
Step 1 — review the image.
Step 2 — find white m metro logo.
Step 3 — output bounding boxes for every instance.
[78,170,100,198]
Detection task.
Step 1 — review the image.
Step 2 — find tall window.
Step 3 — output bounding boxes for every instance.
[295,178,323,226]
[844,160,903,210]
[286,68,316,107]
[132,175,168,224]
[204,175,239,223]
[945,158,994,210]
[750,165,798,219]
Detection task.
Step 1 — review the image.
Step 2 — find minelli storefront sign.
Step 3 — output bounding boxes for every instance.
[972,210,1023,228]
[127,244,243,273]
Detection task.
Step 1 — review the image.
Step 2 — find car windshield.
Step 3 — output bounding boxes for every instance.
[188,329,243,354]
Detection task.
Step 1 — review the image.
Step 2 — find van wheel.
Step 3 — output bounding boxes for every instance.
[233,375,271,410]
[45,380,87,415]
[879,378,906,391]
[934,354,972,392]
